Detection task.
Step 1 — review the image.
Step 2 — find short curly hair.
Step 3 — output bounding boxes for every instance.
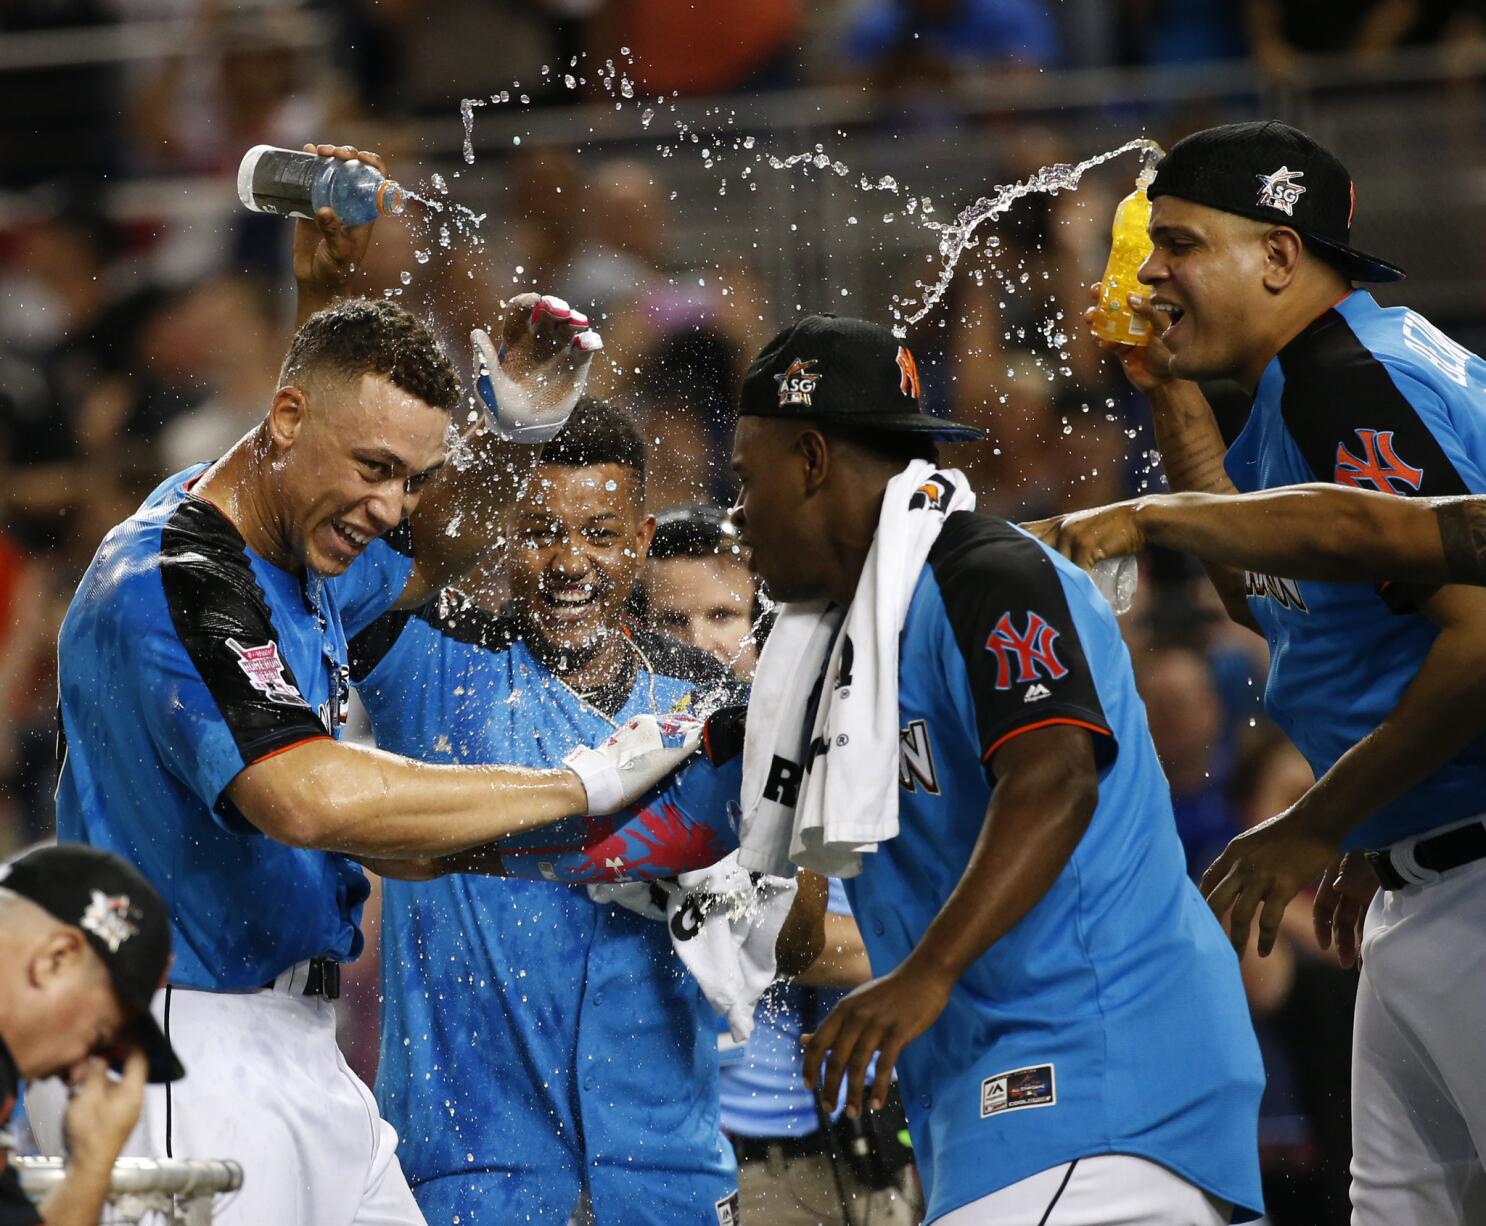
[279,298,461,412]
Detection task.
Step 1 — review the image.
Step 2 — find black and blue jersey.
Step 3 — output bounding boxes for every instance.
[1226,289,1486,850]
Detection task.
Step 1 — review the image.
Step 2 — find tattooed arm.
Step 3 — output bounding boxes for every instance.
[1028,486,1486,588]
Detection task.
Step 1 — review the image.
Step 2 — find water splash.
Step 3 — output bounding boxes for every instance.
[891,137,1162,336]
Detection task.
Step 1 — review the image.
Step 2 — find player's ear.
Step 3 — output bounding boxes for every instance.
[267,385,309,450]
[799,427,832,498]
[1261,226,1305,293]
[30,927,85,991]
[633,513,657,564]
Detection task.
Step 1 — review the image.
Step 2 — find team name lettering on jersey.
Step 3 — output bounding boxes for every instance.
[899,719,940,794]
[226,638,308,706]
[984,612,1068,691]
[1243,571,1310,612]
[1334,429,1425,494]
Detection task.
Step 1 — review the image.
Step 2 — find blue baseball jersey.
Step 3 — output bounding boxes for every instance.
[1226,290,1486,850]
[349,593,743,1226]
[54,467,414,990]
[841,511,1264,1223]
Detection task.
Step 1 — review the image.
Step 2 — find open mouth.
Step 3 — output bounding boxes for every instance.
[539,584,602,622]
[1151,301,1186,340]
[326,518,372,560]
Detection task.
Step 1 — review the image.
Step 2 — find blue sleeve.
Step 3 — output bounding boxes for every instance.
[130,579,329,831]
[330,527,416,640]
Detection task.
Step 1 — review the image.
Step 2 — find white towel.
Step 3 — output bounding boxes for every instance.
[588,853,797,1042]
[738,461,976,878]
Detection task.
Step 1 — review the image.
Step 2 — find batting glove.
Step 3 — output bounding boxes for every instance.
[563,714,704,815]
[472,293,603,444]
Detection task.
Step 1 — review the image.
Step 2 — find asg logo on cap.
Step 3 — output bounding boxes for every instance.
[1257,166,1306,216]
[81,890,140,953]
[774,358,821,407]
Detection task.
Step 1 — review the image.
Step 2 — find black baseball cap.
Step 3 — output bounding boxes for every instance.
[0,845,183,1083]
[738,315,985,442]
[1148,120,1405,284]
[650,504,738,560]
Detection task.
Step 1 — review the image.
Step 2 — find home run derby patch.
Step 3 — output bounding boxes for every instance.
[981,1064,1057,1118]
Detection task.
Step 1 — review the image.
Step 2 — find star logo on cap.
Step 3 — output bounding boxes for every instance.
[1257,166,1306,216]
[774,358,821,407]
[81,889,140,953]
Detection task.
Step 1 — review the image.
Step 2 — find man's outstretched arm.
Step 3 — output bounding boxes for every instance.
[1027,486,1486,588]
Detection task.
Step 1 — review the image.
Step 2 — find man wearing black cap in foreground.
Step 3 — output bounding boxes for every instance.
[1079,120,1486,1225]
[729,316,1264,1223]
[0,845,181,1226]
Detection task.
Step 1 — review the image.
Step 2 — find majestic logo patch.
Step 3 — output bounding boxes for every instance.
[980,1064,1057,1118]
[227,638,308,707]
[1244,571,1309,613]
[715,1191,741,1226]
[896,345,921,398]
[1023,683,1052,703]
[908,472,957,513]
[774,358,821,407]
[1257,166,1306,215]
[81,890,140,953]
[899,719,940,794]
[1334,429,1425,495]
[985,612,1069,691]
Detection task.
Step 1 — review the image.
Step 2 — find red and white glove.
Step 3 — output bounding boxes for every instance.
[563,714,704,815]
[472,293,602,443]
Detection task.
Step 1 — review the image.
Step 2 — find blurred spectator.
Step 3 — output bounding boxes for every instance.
[1245,0,1426,80]
[1229,726,1356,1225]
[157,275,287,470]
[1119,0,1248,66]
[842,0,1062,90]
[1136,643,1240,879]
[0,0,122,188]
[640,504,759,675]
[588,0,804,96]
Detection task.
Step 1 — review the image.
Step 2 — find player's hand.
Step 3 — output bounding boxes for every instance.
[472,293,603,444]
[292,143,386,297]
[1201,813,1340,958]
[564,714,703,815]
[802,962,952,1118]
[1084,282,1177,394]
[1312,851,1379,969]
[1023,498,1146,569]
[62,1050,147,1167]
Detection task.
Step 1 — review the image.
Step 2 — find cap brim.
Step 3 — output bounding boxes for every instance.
[1303,233,1406,284]
[123,1010,184,1084]
[742,407,987,442]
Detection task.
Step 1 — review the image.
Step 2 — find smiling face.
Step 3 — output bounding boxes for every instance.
[505,462,654,661]
[270,371,449,577]
[1139,196,1284,383]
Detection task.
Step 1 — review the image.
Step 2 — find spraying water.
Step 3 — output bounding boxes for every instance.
[890,137,1164,337]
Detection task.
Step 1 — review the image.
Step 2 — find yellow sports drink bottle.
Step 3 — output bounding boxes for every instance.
[1092,167,1156,347]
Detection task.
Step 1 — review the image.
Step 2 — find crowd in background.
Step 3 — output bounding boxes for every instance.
[8,3,1485,1223]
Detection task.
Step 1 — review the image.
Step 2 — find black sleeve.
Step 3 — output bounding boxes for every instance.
[927,513,1115,781]
[1279,318,1471,611]
[156,499,329,769]
[0,1164,42,1226]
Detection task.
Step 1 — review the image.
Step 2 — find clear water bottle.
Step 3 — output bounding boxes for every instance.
[236,145,405,227]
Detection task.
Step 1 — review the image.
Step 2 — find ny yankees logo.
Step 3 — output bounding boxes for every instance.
[895,345,921,398]
[1257,166,1306,216]
[985,612,1069,691]
[1334,429,1424,494]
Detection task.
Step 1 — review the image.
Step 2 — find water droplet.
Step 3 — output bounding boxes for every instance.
[620,79,634,98]
[430,173,447,192]
[414,249,430,263]
[399,271,412,285]
[847,216,858,225]
[604,479,617,491]
[512,135,522,146]
[563,74,576,89]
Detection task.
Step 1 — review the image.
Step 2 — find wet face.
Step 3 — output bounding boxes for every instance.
[729,417,824,605]
[505,463,654,661]
[272,372,449,578]
[16,932,128,1083]
[1139,197,1276,382]
[647,554,758,678]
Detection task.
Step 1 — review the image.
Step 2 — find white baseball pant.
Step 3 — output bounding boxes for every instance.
[25,961,424,1226]
[931,1154,1230,1225]
[1350,830,1486,1225]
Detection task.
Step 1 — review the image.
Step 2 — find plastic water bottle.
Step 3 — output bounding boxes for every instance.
[236,146,405,226]
[1091,165,1156,347]
[1090,555,1138,616]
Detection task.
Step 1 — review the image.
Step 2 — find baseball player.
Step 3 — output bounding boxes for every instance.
[31,152,699,1226]
[351,401,791,1226]
[0,845,178,1226]
[729,315,1265,1224]
[1084,120,1486,1225]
